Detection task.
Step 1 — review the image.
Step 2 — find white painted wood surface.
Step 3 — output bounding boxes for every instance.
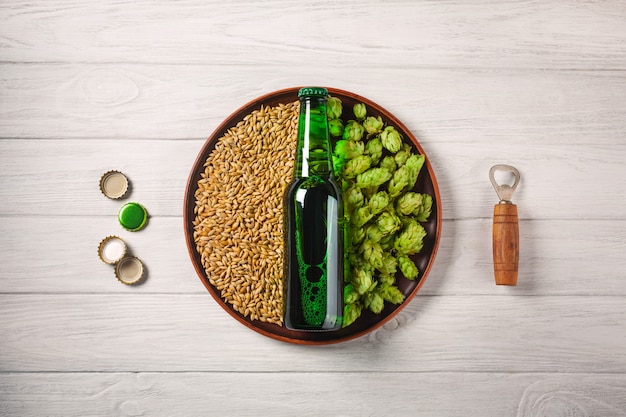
[1,1,625,416]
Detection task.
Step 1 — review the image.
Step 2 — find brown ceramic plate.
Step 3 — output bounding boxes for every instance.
[184,87,441,344]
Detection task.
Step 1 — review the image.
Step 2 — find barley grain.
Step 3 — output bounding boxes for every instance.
[193,101,299,325]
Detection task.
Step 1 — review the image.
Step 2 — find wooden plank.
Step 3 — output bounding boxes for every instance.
[1,65,625,144]
[1,139,624,219]
[1,2,624,414]
[1,372,625,417]
[1,1,625,69]
[1,294,624,373]
[1,216,624,296]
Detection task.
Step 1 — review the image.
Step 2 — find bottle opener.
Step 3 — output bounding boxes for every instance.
[489,164,520,286]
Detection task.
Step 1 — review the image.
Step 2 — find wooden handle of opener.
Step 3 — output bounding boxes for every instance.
[493,203,519,285]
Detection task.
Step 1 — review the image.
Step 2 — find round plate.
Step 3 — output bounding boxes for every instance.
[183,87,442,344]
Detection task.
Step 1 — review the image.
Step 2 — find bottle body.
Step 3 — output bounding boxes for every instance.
[283,88,343,331]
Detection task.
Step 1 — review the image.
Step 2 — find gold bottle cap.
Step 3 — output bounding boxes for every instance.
[98,236,127,265]
[99,170,129,199]
[114,256,145,285]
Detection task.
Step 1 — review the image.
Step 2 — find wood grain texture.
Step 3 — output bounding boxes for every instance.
[1,216,625,296]
[1,372,625,417]
[0,140,624,220]
[1,65,625,144]
[1,1,625,69]
[1,294,624,373]
[493,203,519,285]
[2,0,626,414]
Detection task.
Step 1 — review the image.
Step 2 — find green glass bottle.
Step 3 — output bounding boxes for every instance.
[283,87,344,331]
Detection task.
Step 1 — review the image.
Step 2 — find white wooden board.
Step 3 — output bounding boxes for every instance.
[1,65,625,144]
[1,216,624,296]
[1,373,625,417]
[0,140,624,219]
[1,294,625,373]
[2,1,625,69]
[1,0,625,415]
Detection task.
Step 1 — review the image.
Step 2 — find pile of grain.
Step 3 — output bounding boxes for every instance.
[193,101,299,325]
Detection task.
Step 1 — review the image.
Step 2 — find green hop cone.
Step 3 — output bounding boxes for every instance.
[379,283,406,305]
[343,155,372,179]
[364,289,385,314]
[398,255,419,280]
[327,96,343,120]
[365,137,383,164]
[334,139,364,159]
[365,223,384,243]
[345,186,365,212]
[347,252,363,271]
[388,165,411,198]
[380,126,403,153]
[379,233,396,251]
[377,252,398,275]
[379,155,397,174]
[344,283,360,304]
[378,273,396,286]
[342,302,362,327]
[353,103,367,120]
[369,250,385,271]
[405,153,425,188]
[363,116,384,135]
[405,153,425,174]
[352,267,374,295]
[351,206,374,228]
[416,194,433,222]
[356,167,392,189]
[328,118,344,137]
[396,192,423,216]
[394,219,427,255]
[361,185,379,199]
[368,191,390,215]
[360,240,384,270]
[343,120,365,142]
[349,226,366,246]
[394,144,412,166]
[376,211,402,236]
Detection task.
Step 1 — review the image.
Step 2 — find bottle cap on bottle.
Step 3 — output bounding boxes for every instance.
[118,202,148,231]
[99,170,129,199]
[298,87,328,98]
[98,235,127,264]
[114,256,145,285]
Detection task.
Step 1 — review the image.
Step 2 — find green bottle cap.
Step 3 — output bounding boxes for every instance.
[298,87,328,98]
[118,202,148,231]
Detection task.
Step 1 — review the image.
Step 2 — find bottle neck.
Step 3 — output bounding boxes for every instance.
[294,96,332,178]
